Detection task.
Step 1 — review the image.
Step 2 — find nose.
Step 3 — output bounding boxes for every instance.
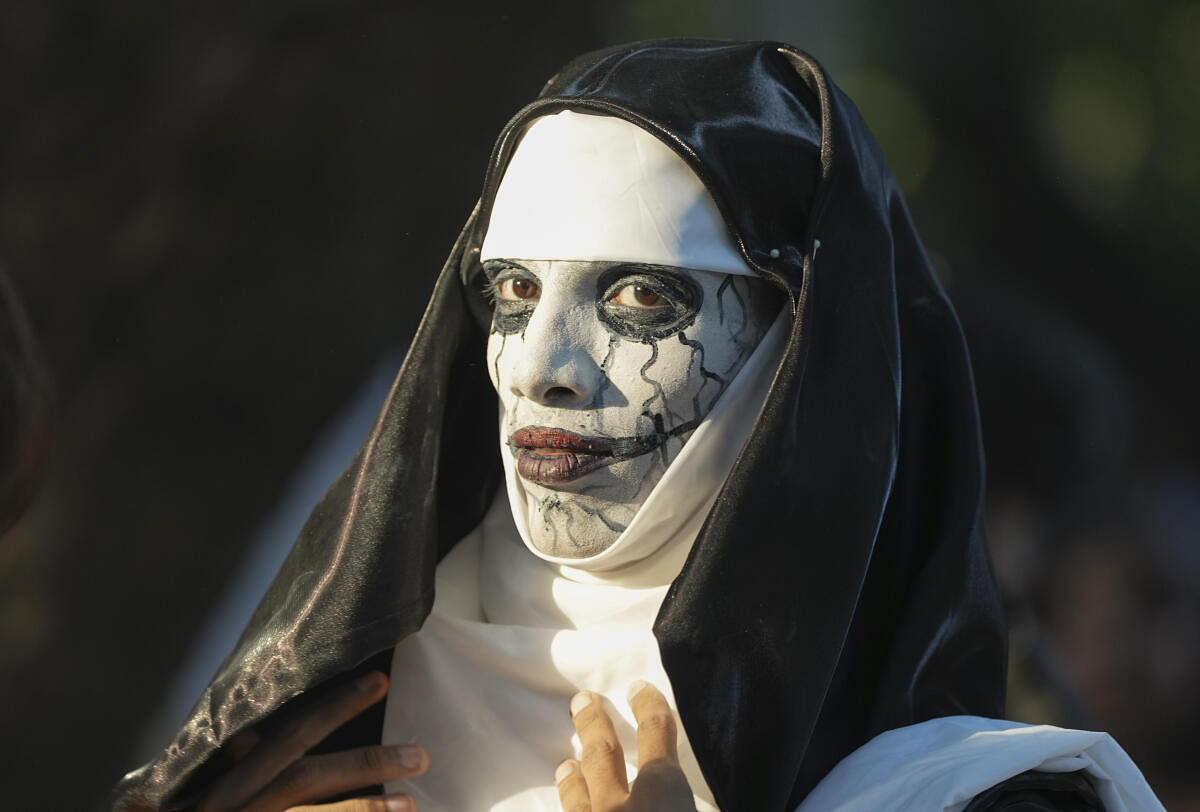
[507,302,602,408]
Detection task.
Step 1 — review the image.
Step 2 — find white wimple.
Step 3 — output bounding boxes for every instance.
[480,110,753,276]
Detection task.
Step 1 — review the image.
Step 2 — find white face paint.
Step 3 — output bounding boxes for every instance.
[485,258,779,558]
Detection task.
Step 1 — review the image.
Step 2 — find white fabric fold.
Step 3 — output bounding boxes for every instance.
[480,110,753,276]
[795,715,1165,812]
[381,311,788,811]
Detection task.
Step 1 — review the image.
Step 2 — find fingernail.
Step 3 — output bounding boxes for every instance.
[555,760,576,784]
[398,745,423,769]
[355,672,378,692]
[569,692,592,717]
[626,680,650,702]
[385,796,412,812]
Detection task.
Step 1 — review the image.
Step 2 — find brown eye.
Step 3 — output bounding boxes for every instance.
[497,278,540,301]
[610,283,663,308]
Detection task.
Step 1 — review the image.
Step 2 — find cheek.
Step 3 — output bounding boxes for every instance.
[602,337,706,417]
[486,331,514,396]
[689,316,748,375]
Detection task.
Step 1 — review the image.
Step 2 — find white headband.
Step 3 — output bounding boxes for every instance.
[480,110,753,276]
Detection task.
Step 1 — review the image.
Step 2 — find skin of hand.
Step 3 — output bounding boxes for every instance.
[556,682,697,812]
[194,671,426,812]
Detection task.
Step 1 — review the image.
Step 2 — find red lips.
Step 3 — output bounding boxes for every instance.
[509,427,614,485]
[510,427,614,454]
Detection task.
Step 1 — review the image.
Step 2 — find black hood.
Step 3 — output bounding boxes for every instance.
[114,39,1006,811]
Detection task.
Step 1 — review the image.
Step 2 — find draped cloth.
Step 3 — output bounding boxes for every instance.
[379,312,788,810]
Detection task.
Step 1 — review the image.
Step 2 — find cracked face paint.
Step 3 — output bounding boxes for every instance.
[485,259,779,558]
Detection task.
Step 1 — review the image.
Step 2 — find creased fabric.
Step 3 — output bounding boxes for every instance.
[796,716,1164,812]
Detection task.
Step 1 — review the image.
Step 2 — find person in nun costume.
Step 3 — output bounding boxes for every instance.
[112,40,1164,812]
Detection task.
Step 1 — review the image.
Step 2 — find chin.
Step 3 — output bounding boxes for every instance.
[520,483,639,558]
[529,532,617,559]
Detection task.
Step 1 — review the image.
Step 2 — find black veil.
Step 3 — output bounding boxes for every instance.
[114,40,1005,811]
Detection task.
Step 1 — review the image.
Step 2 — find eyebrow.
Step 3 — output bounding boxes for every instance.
[481,258,532,280]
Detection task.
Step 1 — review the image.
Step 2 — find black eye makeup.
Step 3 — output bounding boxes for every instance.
[483,259,540,334]
[595,264,702,341]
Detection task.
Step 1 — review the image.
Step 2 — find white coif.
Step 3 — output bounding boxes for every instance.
[480,110,753,276]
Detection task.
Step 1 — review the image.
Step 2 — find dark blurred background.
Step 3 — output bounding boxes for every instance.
[2,1,1197,809]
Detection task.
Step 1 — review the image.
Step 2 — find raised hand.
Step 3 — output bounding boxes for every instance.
[196,671,427,812]
[555,681,697,812]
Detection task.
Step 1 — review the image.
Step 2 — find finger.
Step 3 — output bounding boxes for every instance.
[555,759,591,812]
[226,727,262,761]
[200,671,390,812]
[627,681,679,769]
[570,691,629,806]
[243,744,428,812]
[625,761,695,812]
[287,793,417,812]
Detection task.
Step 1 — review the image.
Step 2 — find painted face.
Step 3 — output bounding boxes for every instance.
[485,258,779,558]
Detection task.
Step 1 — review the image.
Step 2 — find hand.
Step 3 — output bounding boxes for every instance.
[196,671,427,812]
[555,682,697,812]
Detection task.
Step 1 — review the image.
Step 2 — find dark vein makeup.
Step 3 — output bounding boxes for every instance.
[484,258,540,335]
[594,263,702,341]
[484,258,779,557]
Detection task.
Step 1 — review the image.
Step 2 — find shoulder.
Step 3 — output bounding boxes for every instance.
[794,716,1164,812]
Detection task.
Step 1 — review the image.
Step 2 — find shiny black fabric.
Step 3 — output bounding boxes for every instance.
[115,40,1013,810]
